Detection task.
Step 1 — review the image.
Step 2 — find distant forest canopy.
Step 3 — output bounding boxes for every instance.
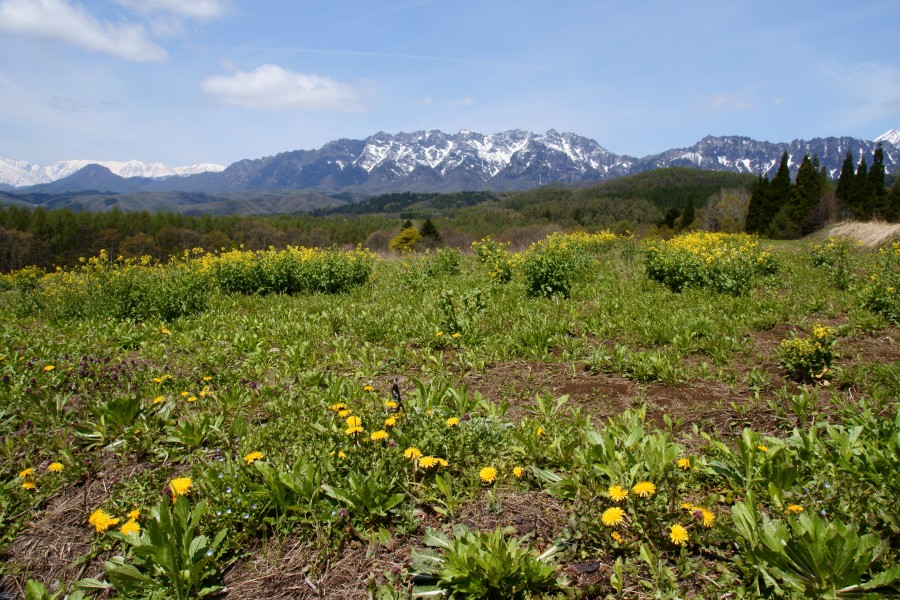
[0,166,897,273]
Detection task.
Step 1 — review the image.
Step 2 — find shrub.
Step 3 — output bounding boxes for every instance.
[861,241,900,324]
[777,325,836,381]
[471,237,518,283]
[389,227,423,253]
[521,233,590,298]
[644,232,777,295]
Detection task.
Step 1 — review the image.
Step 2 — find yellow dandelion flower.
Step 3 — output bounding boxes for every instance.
[446,417,460,427]
[370,430,389,441]
[329,402,347,411]
[669,524,688,546]
[345,426,364,436]
[602,506,626,527]
[611,531,624,543]
[681,502,697,511]
[21,481,36,490]
[404,447,423,459]
[786,504,804,514]
[44,365,55,371]
[608,485,629,502]
[243,451,264,465]
[120,520,141,536]
[363,385,375,392]
[88,509,119,533]
[536,426,545,437]
[170,477,192,498]
[180,391,189,397]
[513,466,525,478]
[479,467,497,483]
[436,458,448,467]
[187,396,197,402]
[128,509,140,520]
[384,400,398,409]
[153,396,164,404]
[676,458,691,470]
[384,416,397,427]
[337,409,352,418]
[18,468,34,480]
[701,509,715,528]
[203,376,212,382]
[435,331,444,337]
[419,456,438,469]
[152,377,163,383]
[161,328,170,334]
[451,332,461,339]
[632,481,656,498]
[345,415,361,428]
[48,462,63,473]
[338,450,347,459]
[757,445,768,452]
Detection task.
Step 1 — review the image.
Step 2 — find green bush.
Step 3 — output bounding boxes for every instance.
[862,241,900,324]
[777,325,836,381]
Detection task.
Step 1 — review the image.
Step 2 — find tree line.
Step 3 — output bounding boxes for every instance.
[746,145,900,238]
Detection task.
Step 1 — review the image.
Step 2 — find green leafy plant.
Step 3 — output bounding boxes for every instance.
[777,324,836,382]
[412,525,568,599]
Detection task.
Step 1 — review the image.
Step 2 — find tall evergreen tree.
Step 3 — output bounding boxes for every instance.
[418,218,442,246]
[764,152,792,233]
[870,145,887,217]
[835,150,855,203]
[788,154,821,228]
[745,174,770,234]
[851,158,870,219]
[886,177,900,223]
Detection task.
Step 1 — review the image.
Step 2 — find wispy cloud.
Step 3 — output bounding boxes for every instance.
[115,0,229,20]
[692,91,756,112]
[445,96,476,107]
[0,0,167,62]
[820,61,900,126]
[48,96,88,112]
[200,64,367,112]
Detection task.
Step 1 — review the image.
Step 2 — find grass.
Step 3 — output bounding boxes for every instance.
[1,233,898,599]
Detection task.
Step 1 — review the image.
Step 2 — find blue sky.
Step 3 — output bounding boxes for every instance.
[1,0,898,166]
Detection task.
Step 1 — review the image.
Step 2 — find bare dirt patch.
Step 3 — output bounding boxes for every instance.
[810,220,900,247]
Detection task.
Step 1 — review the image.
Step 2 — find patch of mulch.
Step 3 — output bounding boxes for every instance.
[223,535,410,599]
[455,489,566,544]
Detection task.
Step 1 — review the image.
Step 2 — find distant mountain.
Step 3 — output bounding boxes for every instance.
[875,129,900,146]
[0,157,224,187]
[5,129,898,195]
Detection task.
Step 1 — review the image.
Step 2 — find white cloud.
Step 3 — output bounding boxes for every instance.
[0,0,166,62]
[115,0,229,20]
[693,91,755,112]
[445,96,476,107]
[48,96,89,111]
[200,64,366,112]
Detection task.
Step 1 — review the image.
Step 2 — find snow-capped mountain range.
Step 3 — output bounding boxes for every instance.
[1,129,896,194]
[0,158,225,188]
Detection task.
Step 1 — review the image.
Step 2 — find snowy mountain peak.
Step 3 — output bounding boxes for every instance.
[0,158,225,187]
[875,129,900,146]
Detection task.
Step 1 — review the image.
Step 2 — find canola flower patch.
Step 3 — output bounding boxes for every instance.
[643,231,778,295]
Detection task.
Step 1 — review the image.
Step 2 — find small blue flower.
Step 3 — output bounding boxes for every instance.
[243,513,249,519]
[216,510,222,516]
[225,508,232,514]
[206,550,213,557]
[226,487,232,494]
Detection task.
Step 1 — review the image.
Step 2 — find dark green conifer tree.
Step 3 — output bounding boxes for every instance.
[763,152,792,233]
[835,150,855,203]
[788,154,821,227]
[870,145,887,217]
[886,177,900,222]
[851,158,870,219]
[745,174,770,234]
[677,197,695,230]
[418,218,442,246]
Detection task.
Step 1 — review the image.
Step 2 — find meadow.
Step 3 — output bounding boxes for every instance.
[1,231,899,599]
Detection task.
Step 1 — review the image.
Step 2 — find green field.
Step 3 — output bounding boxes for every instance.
[1,232,899,599]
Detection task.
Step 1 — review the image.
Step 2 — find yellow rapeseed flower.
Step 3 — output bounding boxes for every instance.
[446,417,460,427]
[404,447,423,459]
[170,477,192,498]
[243,451,264,465]
[120,520,141,536]
[632,481,656,498]
[89,509,119,533]
[479,467,497,483]
[676,458,691,470]
[601,507,625,527]
[669,524,688,546]
[370,430,389,441]
[48,462,63,473]
[608,485,629,502]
